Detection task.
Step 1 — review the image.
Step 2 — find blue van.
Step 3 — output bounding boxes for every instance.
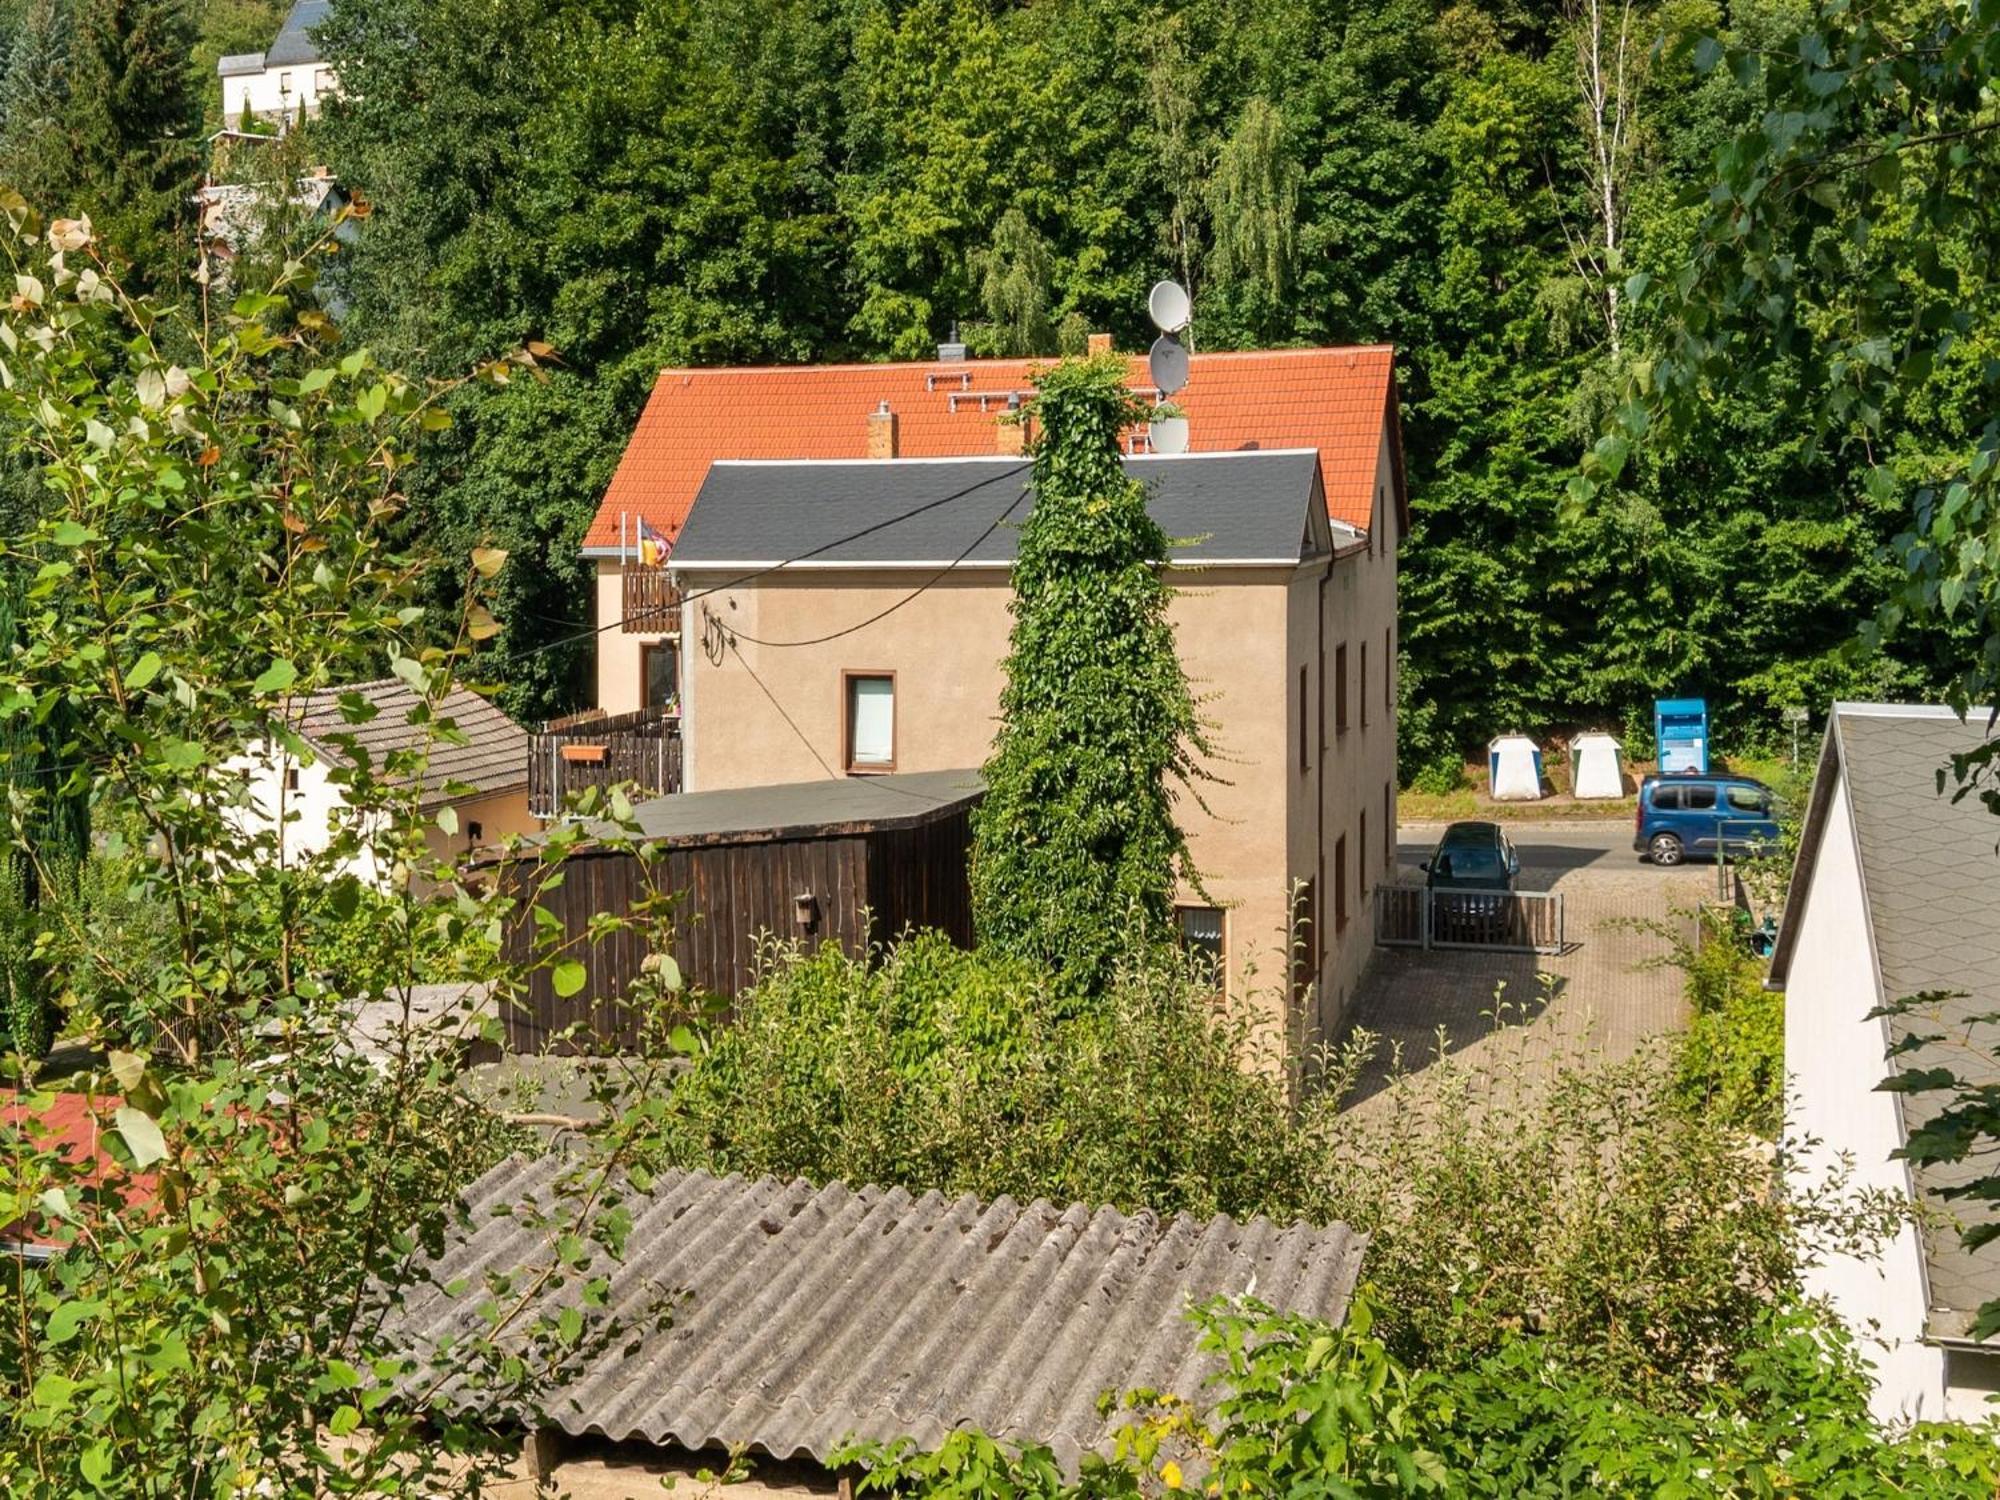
[1634,773,1780,866]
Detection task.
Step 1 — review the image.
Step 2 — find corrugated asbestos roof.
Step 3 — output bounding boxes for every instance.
[292,678,529,806]
[669,452,1327,571]
[264,0,329,66]
[399,1156,1366,1473]
[585,346,1401,548]
[1772,703,2000,1339]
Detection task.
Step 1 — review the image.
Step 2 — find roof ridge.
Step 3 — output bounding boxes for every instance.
[649,345,1396,378]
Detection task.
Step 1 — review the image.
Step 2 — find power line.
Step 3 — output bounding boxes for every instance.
[711,477,1023,649]
[514,463,1031,661]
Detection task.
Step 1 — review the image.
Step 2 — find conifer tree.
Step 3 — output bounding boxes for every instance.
[0,0,78,207]
[68,0,200,283]
[969,356,1214,997]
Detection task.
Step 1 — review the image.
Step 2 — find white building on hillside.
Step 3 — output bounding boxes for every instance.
[218,0,336,127]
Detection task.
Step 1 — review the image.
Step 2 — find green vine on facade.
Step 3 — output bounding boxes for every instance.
[969,355,1214,996]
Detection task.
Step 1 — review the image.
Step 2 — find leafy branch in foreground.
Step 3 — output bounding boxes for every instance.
[0,199,674,1497]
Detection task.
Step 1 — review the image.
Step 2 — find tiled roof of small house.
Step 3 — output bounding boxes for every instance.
[292,678,529,807]
[585,346,1402,550]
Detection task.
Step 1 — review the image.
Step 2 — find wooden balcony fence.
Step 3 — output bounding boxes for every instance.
[528,707,682,819]
[622,565,679,633]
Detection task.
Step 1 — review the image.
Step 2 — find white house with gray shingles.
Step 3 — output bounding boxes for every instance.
[1771,702,2000,1423]
[217,0,336,126]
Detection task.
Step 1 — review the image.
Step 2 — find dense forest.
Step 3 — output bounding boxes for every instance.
[0,0,1979,772]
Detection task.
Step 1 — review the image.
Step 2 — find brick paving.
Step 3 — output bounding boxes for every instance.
[1337,821,1714,1114]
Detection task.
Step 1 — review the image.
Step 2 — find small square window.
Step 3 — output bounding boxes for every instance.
[844,673,895,772]
[1175,905,1225,979]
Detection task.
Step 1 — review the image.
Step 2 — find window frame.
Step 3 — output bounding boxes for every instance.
[1334,833,1350,931]
[640,640,679,714]
[1298,665,1310,772]
[842,670,898,774]
[1175,903,1227,986]
[1335,644,1350,735]
[1360,642,1369,730]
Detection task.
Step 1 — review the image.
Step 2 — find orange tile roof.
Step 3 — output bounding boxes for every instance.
[584,345,1401,550]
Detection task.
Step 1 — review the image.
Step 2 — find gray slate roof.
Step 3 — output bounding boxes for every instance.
[293,678,529,806]
[264,0,329,66]
[670,452,1329,569]
[217,51,266,75]
[398,1154,1366,1472]
[1773,703,2000,1338]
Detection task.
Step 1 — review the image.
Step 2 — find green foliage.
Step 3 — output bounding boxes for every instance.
[0,203,673,1494]
[1660,907,1785,1135]
[970,357,1213,996]
[661,932,1316,1222]
[847,1296,2000,1497]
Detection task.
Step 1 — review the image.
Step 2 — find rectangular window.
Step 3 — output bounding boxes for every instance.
[1652,785,1684,811]
[1383,782,1394,870]
[844,672,896,772]
[1176,905,1225,984]
[1684,783,1717,811]
[1384,628,1392,713]
[641,641,679,713]
[284,766,300,792]
[1292,878,1317,1004]
[1360,643,1369,730]
[1335,645,1350,734]
[1726,784,1771,813]
[1298,666,1309,771]
[1359,810,1368,899]
[279,70,294,92]
[1334,834,1349,930]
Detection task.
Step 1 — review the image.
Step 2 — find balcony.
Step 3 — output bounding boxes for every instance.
[622,564,679,633]
[529,707,682,819]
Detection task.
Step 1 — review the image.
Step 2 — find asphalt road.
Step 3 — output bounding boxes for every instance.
[1395,818,1690,892]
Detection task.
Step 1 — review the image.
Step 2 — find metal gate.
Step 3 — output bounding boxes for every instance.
[1375,885,1565,955]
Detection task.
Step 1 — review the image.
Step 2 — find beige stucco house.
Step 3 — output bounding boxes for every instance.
[581,343,1406,1045]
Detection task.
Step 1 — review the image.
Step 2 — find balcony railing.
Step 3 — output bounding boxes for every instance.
[528,707,682,819]
[622,565,679,633]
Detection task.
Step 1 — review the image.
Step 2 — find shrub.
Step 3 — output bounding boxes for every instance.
[660,933,1894,1409]
[1646,906,1785,1136]
[847,1295,2000,1498]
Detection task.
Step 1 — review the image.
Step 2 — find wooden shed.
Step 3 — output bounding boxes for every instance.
[495,769,982,1053]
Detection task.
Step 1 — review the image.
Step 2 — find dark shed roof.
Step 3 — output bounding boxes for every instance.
[593,768,983,847]
[292,678,529,806]
[399,1155,1367,1474]
[669,451,1331,570]
[1771,703,2000,1340]
[265,0,329,66]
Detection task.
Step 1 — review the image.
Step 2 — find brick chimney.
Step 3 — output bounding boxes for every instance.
[1086,332,1114,356]
[866,400,897,459]
[996,395,1026,456]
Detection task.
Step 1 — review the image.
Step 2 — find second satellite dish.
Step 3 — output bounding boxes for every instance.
[1147,279,1192,333]
[1149,334,1189,397]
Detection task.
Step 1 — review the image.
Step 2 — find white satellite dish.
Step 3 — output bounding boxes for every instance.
[1149,406,1190,454]
[1147,279,1192,333]
[1149,333,1189,397]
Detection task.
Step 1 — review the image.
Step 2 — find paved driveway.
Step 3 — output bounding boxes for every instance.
[1335,821,1715,1112]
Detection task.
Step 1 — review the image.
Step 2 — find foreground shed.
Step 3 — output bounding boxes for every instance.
[399,1155,1367,1478]
[498,769,981,1052]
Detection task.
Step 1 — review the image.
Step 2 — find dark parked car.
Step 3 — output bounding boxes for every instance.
[1422,822,1520,939]
[1634,772,1780,866]
[1422,821,1521,890]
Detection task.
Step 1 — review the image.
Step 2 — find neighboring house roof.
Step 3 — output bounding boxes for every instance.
[670,451,1332,572]
[291,679,530,806]
[217,51,266,76]
[264,0,330,67]
[1771,702,2000,1341]
[2,1092,153,1259]
[586,345,1403,549]
[399,1154,1367,1473]
[614,767,983,845]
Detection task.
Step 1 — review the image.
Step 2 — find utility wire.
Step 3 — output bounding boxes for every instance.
[712,477,1025,649]
[514,463,1031,661]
